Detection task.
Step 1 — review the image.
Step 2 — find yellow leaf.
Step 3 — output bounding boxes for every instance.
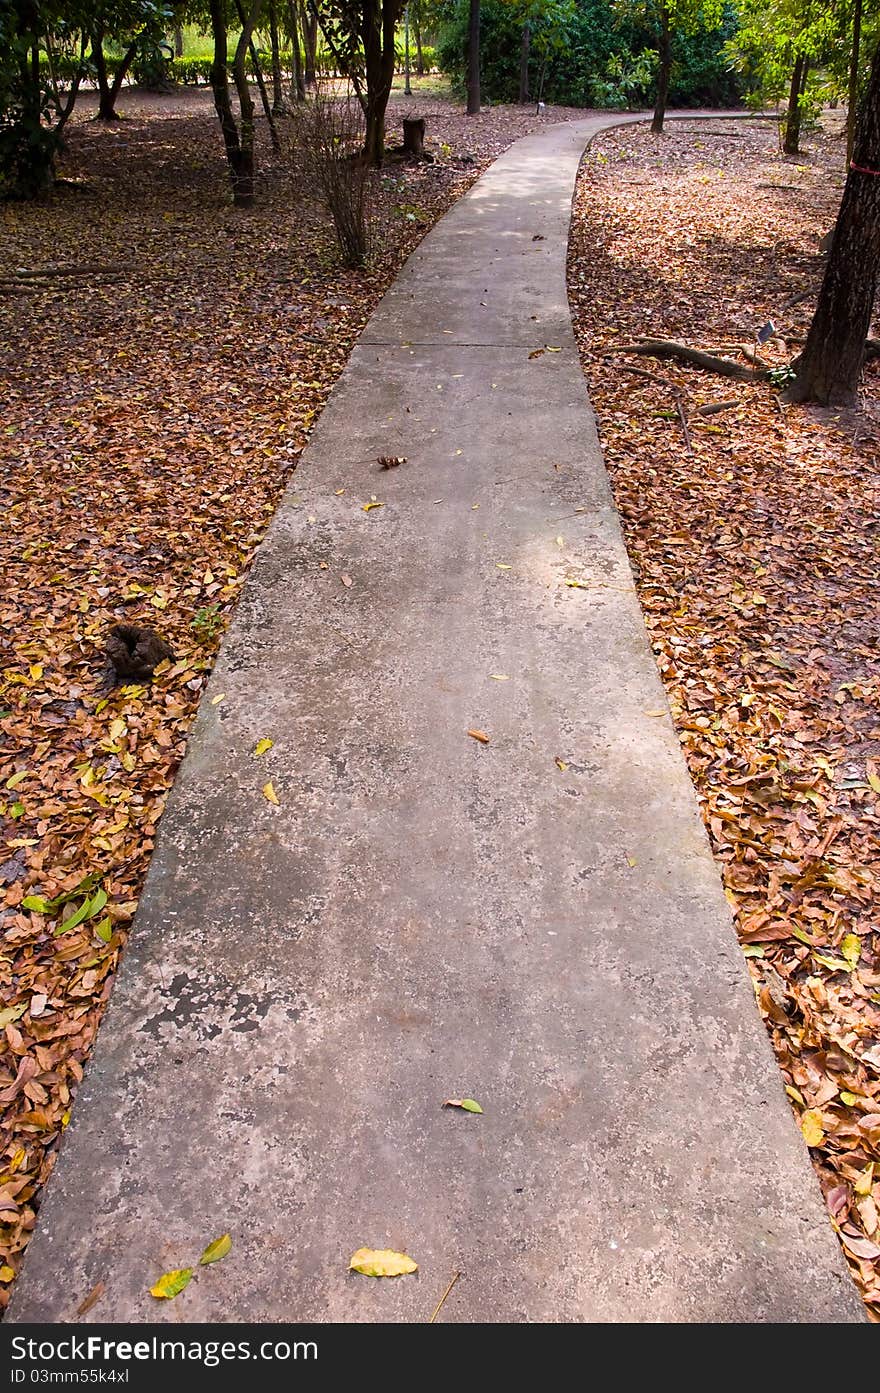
[9,1148,25,1173]
[854,1163,875,1196]
[840,934,860,968]
[199,1233,232,1266]
[839,1090,858,1106]
[867,770,880,795]
[555,535,564,548]
[149,1268,193,1300]
[496,563,512,570]
[29,665,43,681]
[5,770,27,790]
[262,782,280,805]
[785,1085,804,1105]
[644,709,666,718]
[467,729,490,744]
[150,594,167,610]
[801,1109,825,1148]
[211,693,226,706]
[253,738,274,758]
[362,501,384,512]
[349,1248,417,1278]
[555,758,567,772]
[490,674,509,681]
[565,579,589,589]
[0,1266,14,1283]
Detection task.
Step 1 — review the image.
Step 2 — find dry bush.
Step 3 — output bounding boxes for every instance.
[294,86,375,268]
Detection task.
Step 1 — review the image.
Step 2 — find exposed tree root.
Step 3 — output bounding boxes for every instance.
[606,339,770,381]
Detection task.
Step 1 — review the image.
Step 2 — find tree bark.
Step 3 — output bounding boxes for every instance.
[783,54,807,155]
[847,0,863,164]
[209,0,263,206]
[173,24,184,58]
[290,2,307,99]
[414,11,424,74]
[466,0,480,116]
[269,1,288,113]
[518,21,530,104]
[651,2,671,134]
[786,40,880,406]
[302,5,318,85]
[362,0,402,166]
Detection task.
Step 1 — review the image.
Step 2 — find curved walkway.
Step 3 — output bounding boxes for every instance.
[11,113,863,1323]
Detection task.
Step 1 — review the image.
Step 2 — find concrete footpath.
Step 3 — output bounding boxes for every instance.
[11,113,864,1323]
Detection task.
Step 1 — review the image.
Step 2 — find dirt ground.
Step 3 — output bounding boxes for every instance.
[568,116,880,1318]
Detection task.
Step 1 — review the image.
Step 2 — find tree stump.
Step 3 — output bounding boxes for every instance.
[403,118,426,158]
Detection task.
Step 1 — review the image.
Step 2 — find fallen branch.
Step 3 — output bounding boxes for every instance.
[696,399,740,416]
[607,339,770,382]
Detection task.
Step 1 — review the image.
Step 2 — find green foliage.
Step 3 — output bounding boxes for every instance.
[435,0,741,107]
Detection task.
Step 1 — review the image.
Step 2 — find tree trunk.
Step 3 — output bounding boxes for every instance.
[209,0,262,206]
[93,33,138,120]
[466,0,480,116]
[403,115,425,155]
[783,54,806,155]
[414,14,424,74]
[268,0,288,113]
[234,0,279,150]
[173,24,184,58]
[518,21,530,104]
[651,2,671,134]
[847,0,863,164]
[303,6,318,85]
[786,40,880,406]
[362,0,400,167]
[290,2,306,100]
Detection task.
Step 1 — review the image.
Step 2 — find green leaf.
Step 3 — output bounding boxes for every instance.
[742,944,765,958]
[812,952,850,973]
[9,803,24,820]
[790,926,815,947]
[93,918,113,943]
[199,1233,232,1266]
[149,1268,193,1299]
[22,896,54,914]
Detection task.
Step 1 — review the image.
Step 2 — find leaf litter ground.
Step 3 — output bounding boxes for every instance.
[0,89,587,1307]
[569,116,880,1318]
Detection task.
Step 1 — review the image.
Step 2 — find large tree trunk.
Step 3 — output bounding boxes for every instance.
[847,0,863,164]
[786,41,880,406]
[783,54,808,155]
[518,21,530,104]
[93,35,137,121]
[466,0,480,116]
[362,0,400,167]
[651,3,671,134]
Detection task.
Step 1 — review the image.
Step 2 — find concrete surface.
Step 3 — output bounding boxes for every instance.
[10,113,864,1324]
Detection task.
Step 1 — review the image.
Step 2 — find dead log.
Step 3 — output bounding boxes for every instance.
[607,339,770,382]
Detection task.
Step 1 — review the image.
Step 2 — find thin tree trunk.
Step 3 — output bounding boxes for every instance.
[786,40,880,406]
[234,0,279,150]
[518,21,530,104]
[290,2,306,100]
[783,54,806,154]
[466,0,480,116]
[269,1,287,113]
[847,0,863,164]
[210,0,252,205]
[173,24,184,58]
[303,6,318,85]
[651,2,671,134]
[414,14,424,74]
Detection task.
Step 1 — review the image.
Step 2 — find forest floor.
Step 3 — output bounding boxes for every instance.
[0,90,590,1307]
[568,116,880,1318]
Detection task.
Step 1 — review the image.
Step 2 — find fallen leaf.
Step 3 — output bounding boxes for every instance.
[555,757,568,771]
[490,674,510,681]
[0,1266,15,1283]
[199,1233,232,1266]
[801,1109,825,1148]
[644,709,666,718]
[362,501,384,512]
[76,1281,106,1316]
[211,693,226,706]
[349,1248,417,1278]
[253,738,274,758]
[467,729,490,744]
[262,782,280,805]
[840,934,861,968]
[442,1098,483,1113]
[340,573,353,588]
[149,1268,193,1300]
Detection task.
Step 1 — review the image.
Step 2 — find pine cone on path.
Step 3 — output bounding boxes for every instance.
[106,624,175,682]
